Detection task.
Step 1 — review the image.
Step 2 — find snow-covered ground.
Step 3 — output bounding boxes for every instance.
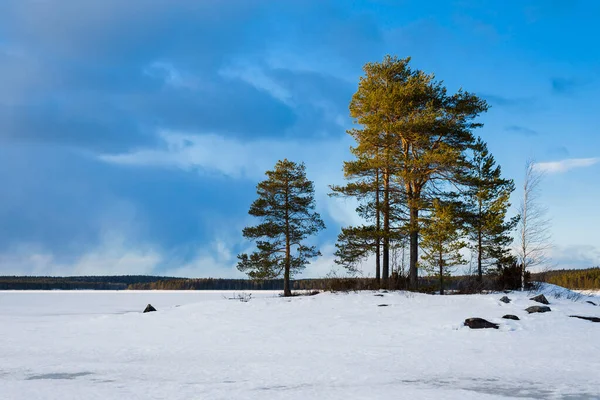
[1,288,599,400]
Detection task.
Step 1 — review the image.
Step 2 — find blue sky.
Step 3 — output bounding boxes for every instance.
[0,0,598,277]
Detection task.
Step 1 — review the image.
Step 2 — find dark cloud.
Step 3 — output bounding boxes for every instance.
[0,0,378,152]
[0,143,256,263]
[0,0,378,269]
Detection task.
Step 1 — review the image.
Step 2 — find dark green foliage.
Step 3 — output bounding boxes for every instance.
[493,258,531,291]
[462,138,518,280]
[420,200,466,294]
[237,159,325,296]
[333,225,379,274]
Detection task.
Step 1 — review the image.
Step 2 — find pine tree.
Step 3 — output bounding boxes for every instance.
[330,154,407,284]
[420,200,466,294]
[346,55,488,289]
[463,138,518,281]
[237,159,326,297]
[330,156,384,281]
[333,225,378,275]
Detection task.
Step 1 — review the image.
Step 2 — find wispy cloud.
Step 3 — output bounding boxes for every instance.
[534,158,599,173]
[550,245,600,269]
[551,77,584,95]
[481,93,535,108]
[505,125,538,136]
[99,130,364,228]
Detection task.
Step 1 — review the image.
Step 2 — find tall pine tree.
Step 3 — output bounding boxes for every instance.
[463,138,518,281]
[330,153,407,284]
[346,55,487,289]
[330,155,384,281]
[237,160,325,297]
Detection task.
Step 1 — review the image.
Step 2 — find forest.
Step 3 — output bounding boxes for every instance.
[536,267,600,290]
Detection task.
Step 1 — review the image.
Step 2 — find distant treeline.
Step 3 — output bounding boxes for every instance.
[128,278,328,291]
[3,268,598,291]
[127,276,473,292]
[535,267,600,290]
[0,275,184,290]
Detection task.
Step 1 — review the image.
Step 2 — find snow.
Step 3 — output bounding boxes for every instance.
[1,289,599,399]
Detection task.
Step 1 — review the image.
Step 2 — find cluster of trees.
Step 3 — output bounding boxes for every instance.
[539,267,600,290]
[237,56,538,295]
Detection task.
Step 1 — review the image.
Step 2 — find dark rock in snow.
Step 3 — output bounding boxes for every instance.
[525,306,551,314]
[586,301,597,306]
[569,315,600,323]
[499,296,511,304]
[464,318,499,329]
[143,304,157,313]
[502,314,520,320]
[374,294,385,297]
[529,294,549,305]
[377,304,390,307]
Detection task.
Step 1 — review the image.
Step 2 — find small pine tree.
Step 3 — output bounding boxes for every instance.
[237,159,325,297]
[333,225,379,275]
[420,200,466,294]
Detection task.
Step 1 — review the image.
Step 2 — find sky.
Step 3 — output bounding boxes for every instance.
[0,0,599,278]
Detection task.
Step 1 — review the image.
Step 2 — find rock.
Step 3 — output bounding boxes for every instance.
[143,304,157,313]
[499,296,511,304]
[377,304,389,307]
[529,294,549,305]
[525,306,551,314]
[569,315,600,323]
[464,318,499,329]
[502,314,520,320]
[374,294,385,297]
[586,301,597,306]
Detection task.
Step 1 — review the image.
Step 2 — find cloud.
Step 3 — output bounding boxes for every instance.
[550,245,600,270]
[505,125,538,136]
[481,93,535,108]
[99,130,346,179]
[0,234,162,276]
[546,146,570,158]
[551,77,584,95]
[99,129,363,225]
[534,158,599,173]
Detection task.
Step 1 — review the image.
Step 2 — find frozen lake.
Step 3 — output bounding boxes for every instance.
[1,288,599,399]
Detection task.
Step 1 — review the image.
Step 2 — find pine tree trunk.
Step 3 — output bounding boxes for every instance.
[439,253,444,295]
[409,205,419,289]
[375,168,381,284]
[283,181,292,297]
[477,199,483,282]
[382,169,390,286]
[477,231,483,282]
